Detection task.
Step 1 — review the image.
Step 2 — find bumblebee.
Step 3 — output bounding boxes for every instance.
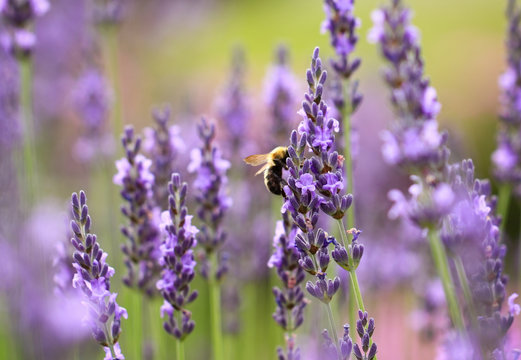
[244,146,289,196]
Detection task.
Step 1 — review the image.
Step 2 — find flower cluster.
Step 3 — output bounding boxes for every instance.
[143,106,184,209]
[492,1,521,194]
[283,49,356,274]
[0,0,49,57]
[188,118,231,280]
[69,191,127,360]
[369,0,447,169]
[373,0,520,357]
[322,325,353,360]
[268,212,307,357]
[156,173,198,340]
[352,311,377,360]
[442,160,518,355]
[113,126,161,296]
[322,0,361,81]
[269,212,307,331]
[264,45,298,145]
[215,48,250,154]
[72,66,114,164]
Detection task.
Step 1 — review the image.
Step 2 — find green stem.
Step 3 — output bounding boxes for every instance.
[19,57,36,209]
[427,228,465,331]
[348,270,365,313]
[176,340,185,360]
[209,253,224,360]
[325,303,340,359]
[453,255,477,330]
[341,95,355,231]
[497,184,511,233]
[101,25,123,138]
[142,296,152,359]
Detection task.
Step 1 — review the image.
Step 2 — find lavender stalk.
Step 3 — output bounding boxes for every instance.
[188,118,232,360]
[113,126,161,296]
[70,191,127,359]
[0,0,49,208]
[321,0,363,231]
[369,0,465,331]
[268,212,306,358]
[156,173,198,359]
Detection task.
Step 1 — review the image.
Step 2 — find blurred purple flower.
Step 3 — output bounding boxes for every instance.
[493,1,521,194]
[143,106,185,208]
[114,126,161,296]
[93,0,125,25]
[0,43,19,149]
[189,118,231,280]
[508,293,521,317]
[370,0,446,170]
[72,66,114,164]
[264,45,298,144]
[69,191,127,359]
[0,0,49,56]
[215,47,250,155]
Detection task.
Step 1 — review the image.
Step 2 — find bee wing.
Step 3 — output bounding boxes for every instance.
[255,164,269,176]
[244,153,270,166]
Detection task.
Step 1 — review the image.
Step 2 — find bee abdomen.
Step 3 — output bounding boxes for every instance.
[265,166,283,195]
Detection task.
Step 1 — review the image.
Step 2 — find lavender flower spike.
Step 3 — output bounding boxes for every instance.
[143,106,184,209]
[322,325,353,360]
[72,67,114,164]
[352,311,377,360]
[369,0,447,170]
[188,118,231,280]
[157,173,198,340]
[269,212,307,356]
[0,0,50,57]
[492,0,521,195]
[114,126,161,296]
[70,191,127,359]
[264,45,298,144]
[322,0,361,80]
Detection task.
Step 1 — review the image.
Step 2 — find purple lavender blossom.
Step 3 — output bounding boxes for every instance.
[114,126,161,296]
[70,190,127,359]
[373,1,519,355]
[264,45,298,145]
[215,48,250,156]
[352,311,377,360]
[188,118,231,279]
[493,0,521,195]
[73,66,114,164]
[157,173,198,339]
[143,106,184,209]
[369,0,447,170]
[93,0,125,25]
[322,325,353,360]
[0,0,49,57]
[269,212,307,356]
[322,0,361,81]
[0,42,19,149]
[441,160,518,356]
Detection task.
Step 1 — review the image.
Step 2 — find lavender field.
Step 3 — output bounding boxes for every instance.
[1,0,521,359]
